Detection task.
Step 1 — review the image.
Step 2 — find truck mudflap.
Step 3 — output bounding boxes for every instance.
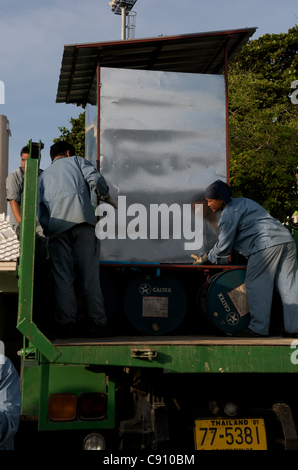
[272,403,298,451]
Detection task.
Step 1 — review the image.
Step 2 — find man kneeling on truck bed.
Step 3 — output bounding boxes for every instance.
[194,179,298,339]
[37,140,116,339]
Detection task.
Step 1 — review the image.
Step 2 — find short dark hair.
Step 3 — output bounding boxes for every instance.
[50,141,76,161]
[20,146,30,156]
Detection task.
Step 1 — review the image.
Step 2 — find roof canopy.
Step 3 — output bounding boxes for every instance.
[56,27,256,106]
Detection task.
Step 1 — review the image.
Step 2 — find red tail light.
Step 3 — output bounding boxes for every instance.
[79,393,107,420]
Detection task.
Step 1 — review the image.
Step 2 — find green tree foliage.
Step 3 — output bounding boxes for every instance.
[228,26,298,221]
[53,111,85,157]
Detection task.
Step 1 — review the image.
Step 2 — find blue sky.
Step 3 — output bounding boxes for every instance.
[0,0,297,177]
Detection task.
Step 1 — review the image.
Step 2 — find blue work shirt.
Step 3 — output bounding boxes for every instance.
[37,156,109,239]
[0,355,21,450]
[208,198,294,264]
[6,166,43,232]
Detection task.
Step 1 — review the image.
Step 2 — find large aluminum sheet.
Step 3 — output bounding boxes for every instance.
[87,67,227,263]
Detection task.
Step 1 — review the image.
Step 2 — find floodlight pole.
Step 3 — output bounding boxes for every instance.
[108,0,137,40]
[121,5,127,40]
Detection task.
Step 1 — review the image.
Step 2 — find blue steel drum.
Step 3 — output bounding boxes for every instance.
[199,268,250,336]
[124,274,187,335]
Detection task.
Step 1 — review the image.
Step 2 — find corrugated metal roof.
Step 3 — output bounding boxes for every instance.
[0,213,19,262]
[56,28,256,106]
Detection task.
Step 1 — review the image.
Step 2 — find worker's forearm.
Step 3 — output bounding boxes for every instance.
[9,200,21,225]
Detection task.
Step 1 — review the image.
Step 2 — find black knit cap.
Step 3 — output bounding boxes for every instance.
[205,180,232,204]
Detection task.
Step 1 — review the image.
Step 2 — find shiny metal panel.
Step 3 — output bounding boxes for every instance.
[85,105,97,167]
[90,67,226,263]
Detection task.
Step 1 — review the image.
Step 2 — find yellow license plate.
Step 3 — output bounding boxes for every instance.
[194,418,267,450]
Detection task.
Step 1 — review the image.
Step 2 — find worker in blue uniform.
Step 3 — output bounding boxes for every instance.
[0,355,21,450]
[196,180,298,338]
[6,145,48,262]
[6,145,43,234]
[37,141,116,339]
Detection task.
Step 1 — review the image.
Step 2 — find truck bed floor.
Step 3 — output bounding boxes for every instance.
[52,335,295,346]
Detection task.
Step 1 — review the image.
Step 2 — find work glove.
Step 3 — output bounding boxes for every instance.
[191,253,209,265]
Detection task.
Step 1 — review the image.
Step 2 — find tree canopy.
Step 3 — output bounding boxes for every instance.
[53,112,85,157]
[228,25,298,221]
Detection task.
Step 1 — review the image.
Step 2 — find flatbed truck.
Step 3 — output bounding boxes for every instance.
[15,29,298,451]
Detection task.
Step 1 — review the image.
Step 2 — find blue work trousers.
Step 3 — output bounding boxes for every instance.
[49,223,106,327]
[245,242,298,335]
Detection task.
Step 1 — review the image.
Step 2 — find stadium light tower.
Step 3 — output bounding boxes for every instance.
[108,0,138,40]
